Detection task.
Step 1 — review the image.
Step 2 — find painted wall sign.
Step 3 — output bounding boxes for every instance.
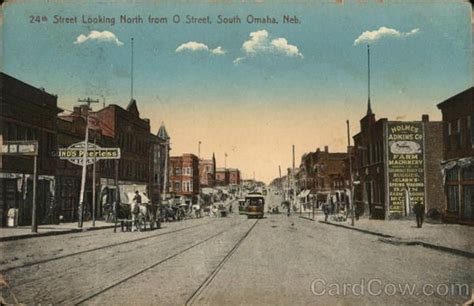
[386,122,425,215]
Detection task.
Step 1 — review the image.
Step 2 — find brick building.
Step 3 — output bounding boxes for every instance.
[353,102,446,220]
[215,168,230,186]
[0,72,62,226]
[152,123,171,201]
[55,106,100,222]
[169,154,200,204]
[228,168,241,186]
[199,153,216,188]
[437,87,474,224]
[298,146,349,193]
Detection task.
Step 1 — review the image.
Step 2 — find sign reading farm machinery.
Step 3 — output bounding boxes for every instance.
[58,141,120,166]
[386,122,425,216]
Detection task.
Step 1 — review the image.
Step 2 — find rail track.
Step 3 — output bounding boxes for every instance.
[74,219,259,305]
[0,220,217,274]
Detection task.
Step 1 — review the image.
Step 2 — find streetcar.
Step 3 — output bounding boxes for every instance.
[245,194,265,219]
[238,198,247,215]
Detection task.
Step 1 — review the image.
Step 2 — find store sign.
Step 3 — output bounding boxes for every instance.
[57,141,120,166]
[386,122,425,215]
[0,141,38,156]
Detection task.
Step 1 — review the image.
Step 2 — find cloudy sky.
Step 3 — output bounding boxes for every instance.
[2,0,472,183]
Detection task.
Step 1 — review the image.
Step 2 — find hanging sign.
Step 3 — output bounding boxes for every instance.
[57,141,120,166]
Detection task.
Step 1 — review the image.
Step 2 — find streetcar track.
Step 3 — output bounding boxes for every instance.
[185,219,259,306]
[0,220,218,274]
[75,219,248,305]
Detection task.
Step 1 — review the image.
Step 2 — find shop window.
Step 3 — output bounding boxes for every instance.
[446,168,459,182]
[462,166,474,181]
[447,185,460,212]
[463,185,474,220]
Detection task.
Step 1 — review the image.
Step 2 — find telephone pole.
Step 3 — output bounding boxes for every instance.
[292,145,296,213]
[347,120,355,226]
[78,97,99,228]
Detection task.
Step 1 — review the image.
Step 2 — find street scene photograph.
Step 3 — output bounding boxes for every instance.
[0,0,473,305]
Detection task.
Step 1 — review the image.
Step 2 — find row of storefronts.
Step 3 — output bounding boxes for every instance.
[284,87,473,225]
[352,87,473,224]
[0,72,170,226]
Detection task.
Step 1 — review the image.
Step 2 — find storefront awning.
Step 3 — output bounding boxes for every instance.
[297,190,311,198]
[441,157,474,170]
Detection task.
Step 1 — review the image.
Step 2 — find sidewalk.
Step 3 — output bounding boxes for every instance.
[319,215,474,258]
[0,220,115,242]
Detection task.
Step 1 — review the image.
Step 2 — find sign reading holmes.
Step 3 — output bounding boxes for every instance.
[58,141,120,166]
[386,122,425,216]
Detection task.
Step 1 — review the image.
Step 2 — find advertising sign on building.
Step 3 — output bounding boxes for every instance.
[386,122,425,216]
[57,141,121,166]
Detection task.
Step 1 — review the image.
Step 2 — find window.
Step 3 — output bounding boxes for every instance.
[447,185,460,212]
[469,115,474,146]
[457,119,462,148]
[174,181,180,191]
[463,166,474,181]
[446,168,459,182]
[174,167,181,175]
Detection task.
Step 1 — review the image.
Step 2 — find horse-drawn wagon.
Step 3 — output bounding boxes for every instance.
[105,185,161,232]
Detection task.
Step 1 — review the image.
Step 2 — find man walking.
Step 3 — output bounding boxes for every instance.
[323,202,329,222]
[132,191,142,232]
[413,200,425,228]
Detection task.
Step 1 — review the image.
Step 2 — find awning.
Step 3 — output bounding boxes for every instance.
[201,187,219,195]
[441,157,474,170]
[297,190,311,198]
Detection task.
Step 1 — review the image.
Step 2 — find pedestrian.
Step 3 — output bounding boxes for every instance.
[132,191,142,232]
[413,200,425,228]
[323,202,329,222]
[133,190,142,205]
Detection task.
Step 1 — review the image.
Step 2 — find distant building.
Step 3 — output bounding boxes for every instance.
[199,153,216,187]
[151,123,170,203]
[437,87,474,224]
[169,154,200,204]
[298,146,349,193]
[353,101,445,220]
[215,168,230,186]
[228,168,241,186]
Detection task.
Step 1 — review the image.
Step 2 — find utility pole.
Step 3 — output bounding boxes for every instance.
[224,152,227,169]
[198,141,201,159]
[278,165,282,193]
[32,152,38,232]
[77,97,99,228]
[131,37,134,101]
[347,120,355,226]
[92,136,97,227]
[292,145,296,214]
[162,139,169,201]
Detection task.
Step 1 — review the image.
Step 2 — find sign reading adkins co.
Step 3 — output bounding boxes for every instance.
[57,141,121,166]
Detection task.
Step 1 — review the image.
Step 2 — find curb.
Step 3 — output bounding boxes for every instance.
[299,215,315,221]
[0,225,116,242]
[319,221,474,259]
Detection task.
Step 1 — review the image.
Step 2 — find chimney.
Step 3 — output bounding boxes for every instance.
[421,114,429,122]
[324,146,329,153]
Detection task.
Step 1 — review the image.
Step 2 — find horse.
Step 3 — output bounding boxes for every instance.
[131,202,149,231]
[192,204,202,218]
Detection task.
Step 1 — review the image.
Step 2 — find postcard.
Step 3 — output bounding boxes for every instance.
[0,0,473,305]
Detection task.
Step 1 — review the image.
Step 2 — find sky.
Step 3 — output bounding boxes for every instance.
[1,0,472,183]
